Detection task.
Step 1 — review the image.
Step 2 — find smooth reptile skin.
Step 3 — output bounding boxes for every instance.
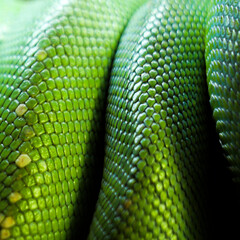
[0,0,39,44]
[0,0,239,239]
[0,0,25,42]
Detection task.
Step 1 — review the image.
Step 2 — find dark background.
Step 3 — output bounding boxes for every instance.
[207,117,240,239]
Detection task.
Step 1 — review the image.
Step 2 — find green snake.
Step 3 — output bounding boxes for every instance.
[0,0,239,239]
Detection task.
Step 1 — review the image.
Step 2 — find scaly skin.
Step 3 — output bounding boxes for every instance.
[0,0,147,239]
[205,0,240,181]
[88,0,211,239]
[0,0,239,239]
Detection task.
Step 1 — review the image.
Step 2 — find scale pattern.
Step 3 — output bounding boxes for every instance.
[206,0,240,180]
[89,0,211,239]
[0,0,146,239]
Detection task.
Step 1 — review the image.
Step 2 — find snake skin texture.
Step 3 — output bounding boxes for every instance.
[88,0,211,239]
[0,0,239,239]
[0,0,146,239]
[205,0,240,181]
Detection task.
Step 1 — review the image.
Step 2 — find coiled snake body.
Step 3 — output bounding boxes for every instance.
[0,0,239,239]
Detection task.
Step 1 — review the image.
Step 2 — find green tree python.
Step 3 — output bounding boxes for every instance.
[0,0,239,239]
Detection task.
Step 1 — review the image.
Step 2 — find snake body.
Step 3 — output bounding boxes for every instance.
[89,0,211,239]
[0,0,239,239]
[206,0,240,181]
[0,0,147,239]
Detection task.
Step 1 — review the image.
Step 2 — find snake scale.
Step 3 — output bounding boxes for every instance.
[0,0,239,239]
